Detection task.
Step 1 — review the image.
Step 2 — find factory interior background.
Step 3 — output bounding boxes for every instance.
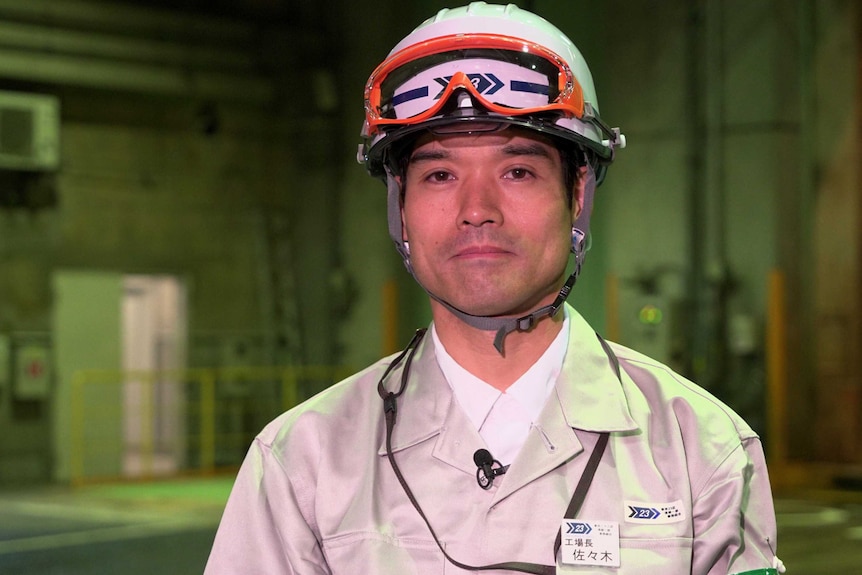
[0,0,861,572]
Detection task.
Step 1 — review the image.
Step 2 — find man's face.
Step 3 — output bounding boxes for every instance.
[401,128,582,319]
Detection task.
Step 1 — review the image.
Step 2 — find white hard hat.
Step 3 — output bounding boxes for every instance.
[358,1,624,181]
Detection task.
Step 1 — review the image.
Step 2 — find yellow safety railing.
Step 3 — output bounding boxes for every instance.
[69,365,353,486]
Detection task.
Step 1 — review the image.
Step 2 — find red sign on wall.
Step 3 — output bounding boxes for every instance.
[15,345,51,400]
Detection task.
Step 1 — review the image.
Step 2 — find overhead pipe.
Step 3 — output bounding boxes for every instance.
[0,0,252,40]
[0,20,256,69]
[0,46,274,103]
[0,0,280,103]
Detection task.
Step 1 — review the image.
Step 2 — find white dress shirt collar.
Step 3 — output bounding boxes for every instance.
[431,309,570,464]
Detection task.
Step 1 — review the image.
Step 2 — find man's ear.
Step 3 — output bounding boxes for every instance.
[571,165,588,222]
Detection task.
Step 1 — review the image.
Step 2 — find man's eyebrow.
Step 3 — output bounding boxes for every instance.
[409,149,451,164]
[501,142,554,159]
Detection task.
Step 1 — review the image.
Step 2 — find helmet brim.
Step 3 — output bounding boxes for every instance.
[362,109,612,183]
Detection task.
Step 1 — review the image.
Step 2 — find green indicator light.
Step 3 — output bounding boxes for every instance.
[638,304,663,325]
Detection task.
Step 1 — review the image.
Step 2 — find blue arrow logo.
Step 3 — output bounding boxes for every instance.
[433,73,505,99]
[565,522,592,535]
[628,506,661,520]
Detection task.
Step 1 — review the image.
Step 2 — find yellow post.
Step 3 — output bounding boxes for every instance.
[70,372,86,487]
[766,269,788,469]
[200,371,216,473]
[141,372,154,478]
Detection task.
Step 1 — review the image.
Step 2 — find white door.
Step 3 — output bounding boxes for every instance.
[122,275,187,475]
[52,271,186,483]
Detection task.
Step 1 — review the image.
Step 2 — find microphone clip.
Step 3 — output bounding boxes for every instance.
[473,449,508,490]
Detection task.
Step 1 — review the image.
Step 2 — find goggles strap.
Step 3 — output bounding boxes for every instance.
[583,102,625,160]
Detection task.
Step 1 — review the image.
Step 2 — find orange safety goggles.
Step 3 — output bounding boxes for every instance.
[363,33,586,137]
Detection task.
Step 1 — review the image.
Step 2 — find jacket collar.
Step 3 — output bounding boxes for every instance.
[376,304,639,461]
[556,306,639,433]
[376,333,454,455]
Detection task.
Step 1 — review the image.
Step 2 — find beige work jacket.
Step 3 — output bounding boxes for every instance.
[205,306,779,574]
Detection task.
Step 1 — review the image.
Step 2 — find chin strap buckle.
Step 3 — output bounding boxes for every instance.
[517,314,537,332]
[493,305,559,355]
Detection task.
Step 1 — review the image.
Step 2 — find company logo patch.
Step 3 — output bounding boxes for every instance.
[624,500,686,524]
[564,522,592,535]
[433,73,504,99]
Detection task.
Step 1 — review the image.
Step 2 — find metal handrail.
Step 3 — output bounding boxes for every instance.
[69,365,352,485]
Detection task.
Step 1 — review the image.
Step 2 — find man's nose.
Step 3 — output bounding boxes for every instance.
[457,179,503,228]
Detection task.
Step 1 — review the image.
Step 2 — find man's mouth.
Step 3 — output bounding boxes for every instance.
[454,245,512,258]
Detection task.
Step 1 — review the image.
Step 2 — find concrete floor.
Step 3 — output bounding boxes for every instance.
[0,478,229,575]
[0,477,860,574]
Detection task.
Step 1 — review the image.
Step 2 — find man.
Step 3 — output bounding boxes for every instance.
[205,3,784,573]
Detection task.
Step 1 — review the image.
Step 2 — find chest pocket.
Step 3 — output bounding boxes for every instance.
[322,532,445,574]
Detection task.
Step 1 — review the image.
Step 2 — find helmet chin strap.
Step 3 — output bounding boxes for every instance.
[386,166,597,355]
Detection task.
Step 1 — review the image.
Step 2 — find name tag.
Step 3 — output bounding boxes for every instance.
[559,520,621,568]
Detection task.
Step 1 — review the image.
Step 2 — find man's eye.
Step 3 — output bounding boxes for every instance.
[507,168,532,179]
[428,171,451,182]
